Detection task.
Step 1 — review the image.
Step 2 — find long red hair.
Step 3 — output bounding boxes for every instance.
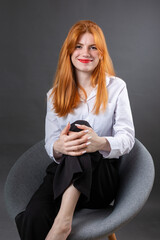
[50,20,115,117]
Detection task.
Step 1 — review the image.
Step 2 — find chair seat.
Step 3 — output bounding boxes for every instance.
[70,206,113,239]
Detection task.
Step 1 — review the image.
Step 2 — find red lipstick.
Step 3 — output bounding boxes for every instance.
[78,59,92,63]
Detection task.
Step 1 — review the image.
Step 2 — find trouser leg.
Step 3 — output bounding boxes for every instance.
[16,199,56,240]
[81,157,119,209]
[15,161,59,240]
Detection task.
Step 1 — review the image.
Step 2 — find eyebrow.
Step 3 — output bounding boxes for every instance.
[76,42,96,46]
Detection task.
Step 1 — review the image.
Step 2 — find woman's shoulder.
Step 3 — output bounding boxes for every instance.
[47,88,53,97]
[46,89,54,108]
[106,75,126,88]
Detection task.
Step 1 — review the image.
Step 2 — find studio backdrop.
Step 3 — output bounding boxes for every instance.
[1,0,160,209]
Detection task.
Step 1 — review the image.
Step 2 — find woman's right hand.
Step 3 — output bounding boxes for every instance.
[53,122,89,157]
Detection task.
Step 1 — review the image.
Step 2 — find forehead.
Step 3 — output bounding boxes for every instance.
[77,32,95,44]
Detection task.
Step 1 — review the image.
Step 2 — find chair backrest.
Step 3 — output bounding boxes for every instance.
[4,140,52,219]
[101,138,155,235]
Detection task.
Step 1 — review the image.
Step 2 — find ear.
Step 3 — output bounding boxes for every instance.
[99,55,103,60]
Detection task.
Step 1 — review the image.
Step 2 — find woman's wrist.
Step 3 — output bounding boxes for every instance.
[99,137,111,152]
[53,140,63,159]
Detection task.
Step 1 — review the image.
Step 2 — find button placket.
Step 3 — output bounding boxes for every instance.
[81,101,90,119]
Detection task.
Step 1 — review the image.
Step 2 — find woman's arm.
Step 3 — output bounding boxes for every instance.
[105,82,135,158]
[74,81,135,157]
[45,91,62,162]
[45,91,90,161]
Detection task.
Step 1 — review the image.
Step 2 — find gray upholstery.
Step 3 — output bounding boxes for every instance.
[4,139,155,239]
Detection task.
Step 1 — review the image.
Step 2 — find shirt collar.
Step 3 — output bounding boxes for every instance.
[106,75,111,86]
[87,75,111,101]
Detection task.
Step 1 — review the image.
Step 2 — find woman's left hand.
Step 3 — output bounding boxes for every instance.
[75,124,111,153]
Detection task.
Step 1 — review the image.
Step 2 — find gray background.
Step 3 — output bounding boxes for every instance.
[1,0,160,239]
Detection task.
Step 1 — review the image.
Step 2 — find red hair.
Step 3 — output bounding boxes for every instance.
[50,20,115,117]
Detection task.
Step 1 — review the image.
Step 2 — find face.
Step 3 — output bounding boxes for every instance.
[71,32,101,75]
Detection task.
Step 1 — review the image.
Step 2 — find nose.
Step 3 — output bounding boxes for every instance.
[82,47,90,57]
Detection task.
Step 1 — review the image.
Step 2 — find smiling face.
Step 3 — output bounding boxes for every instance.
[71,32,101,75]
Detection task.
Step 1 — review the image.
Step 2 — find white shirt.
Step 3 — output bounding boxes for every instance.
[45,76,135,163]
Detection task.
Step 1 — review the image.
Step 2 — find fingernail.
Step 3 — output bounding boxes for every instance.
[84,130,89,133]
[82,150,86,154]
[75,124,81,127]
[88,136,92,140]
[86,142,91,145]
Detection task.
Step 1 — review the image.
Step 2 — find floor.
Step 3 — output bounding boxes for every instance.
[1,144,160,240]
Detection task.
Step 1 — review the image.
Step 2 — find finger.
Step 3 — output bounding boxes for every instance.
[67,149,87,156]
[67,129,89,141]
[75,124,91,131]
[68,131,74,136]
[61,122,70,135]
[65,134,89,147]
[65,141,90,152]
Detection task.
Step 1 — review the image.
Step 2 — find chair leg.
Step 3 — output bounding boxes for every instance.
[108,233,117,240]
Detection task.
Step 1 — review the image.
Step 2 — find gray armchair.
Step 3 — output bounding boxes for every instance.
[4,139,155,240]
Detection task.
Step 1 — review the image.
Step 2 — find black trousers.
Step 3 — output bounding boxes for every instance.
[15,120,119,240]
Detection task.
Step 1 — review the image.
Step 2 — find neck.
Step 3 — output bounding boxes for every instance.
[75,71,95,99]
[75,71,92,89]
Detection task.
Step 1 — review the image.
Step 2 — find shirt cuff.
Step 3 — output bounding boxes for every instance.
[103,136,122,159]
[45,141,61,164]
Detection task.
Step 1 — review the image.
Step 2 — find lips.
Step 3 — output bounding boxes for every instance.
[78,59,93,63]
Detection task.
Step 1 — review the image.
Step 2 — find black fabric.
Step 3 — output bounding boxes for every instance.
[15,120,119,240]
[15,161,60,240]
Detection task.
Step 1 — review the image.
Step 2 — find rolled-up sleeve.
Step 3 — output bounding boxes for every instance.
[102,83,135,159]
[45,91,61,163]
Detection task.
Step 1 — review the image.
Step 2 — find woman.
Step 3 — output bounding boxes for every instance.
[16,20,135,240]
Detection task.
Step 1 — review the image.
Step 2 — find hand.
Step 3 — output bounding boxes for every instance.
[53,122,89,156]
[74,124,111,153]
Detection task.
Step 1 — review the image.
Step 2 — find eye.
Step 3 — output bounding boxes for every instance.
[75,45,82,49]
[90,45,97,50]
